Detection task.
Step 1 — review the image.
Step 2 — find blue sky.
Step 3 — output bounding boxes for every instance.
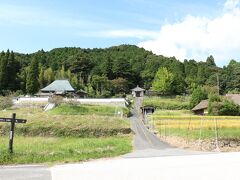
[0,0,239,66]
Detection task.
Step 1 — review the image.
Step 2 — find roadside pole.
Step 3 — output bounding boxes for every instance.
[9,113,16,153]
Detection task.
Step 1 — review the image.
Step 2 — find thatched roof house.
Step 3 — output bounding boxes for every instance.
[192,100,208,115]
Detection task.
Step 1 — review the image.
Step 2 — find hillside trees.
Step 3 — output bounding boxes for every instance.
[26,58,39,94]
[152,67,174,95]
[0,50,20,93]
[0,45,238,96]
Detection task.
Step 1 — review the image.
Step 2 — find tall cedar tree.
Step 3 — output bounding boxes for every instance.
[26,58,39,94]
[7,51,19,91]
[0,50,9,91]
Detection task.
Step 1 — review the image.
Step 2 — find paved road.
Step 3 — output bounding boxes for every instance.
[123,109,206,158]
[51,152,240,180]
[0,165,51,180]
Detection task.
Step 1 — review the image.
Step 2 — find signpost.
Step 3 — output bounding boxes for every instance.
[0,113,27,153]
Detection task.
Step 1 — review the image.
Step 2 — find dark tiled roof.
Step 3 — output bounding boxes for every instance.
[192,100,208,111]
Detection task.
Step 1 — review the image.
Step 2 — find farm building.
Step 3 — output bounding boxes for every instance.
[132,85,145,97]
[38,80,75,97]
[192,100,208,115]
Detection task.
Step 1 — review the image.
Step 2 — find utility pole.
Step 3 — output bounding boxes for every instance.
[217,74,220,95]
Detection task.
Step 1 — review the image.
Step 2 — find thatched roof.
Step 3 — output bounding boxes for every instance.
[41,80,75,92]
[192,100,208,111]
[226,94,240,105]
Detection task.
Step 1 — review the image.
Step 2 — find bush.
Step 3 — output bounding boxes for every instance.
[0,96,13,110]
[208,94,222,115]
[219,100,240,116]
[49,95,63,106]
[190,86,208,109]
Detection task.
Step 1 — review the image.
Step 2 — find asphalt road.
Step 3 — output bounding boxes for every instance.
[123,110,206,158]
[51,152,240,180]
[0,165,51,180]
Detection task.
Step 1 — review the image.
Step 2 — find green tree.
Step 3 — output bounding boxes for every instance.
[111,78,129,94]
[91,75,110,96]
[26,58,39,94]
[152,67,174,95]
[189,86,208,109]
[6,51,20,91]
[44,68,54,85]
[0,51,8,91]
[38,67,45,88]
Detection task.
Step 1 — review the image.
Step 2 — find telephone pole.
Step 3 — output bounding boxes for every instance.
[217,74,220,95]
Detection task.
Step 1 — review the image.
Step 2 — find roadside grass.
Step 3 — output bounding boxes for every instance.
[144,96,190,110]
[152,115,240,140]
[0,106,132,165]
[51,104,130,117]
[0,135,132,165]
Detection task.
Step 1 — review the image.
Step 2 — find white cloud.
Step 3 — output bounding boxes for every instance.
[138,0,240,65]
[224,0,240,10]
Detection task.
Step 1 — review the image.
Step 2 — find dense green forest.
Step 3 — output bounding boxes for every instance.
[0,45,239,97]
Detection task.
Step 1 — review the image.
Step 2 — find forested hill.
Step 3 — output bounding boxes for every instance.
[0,44,239,96]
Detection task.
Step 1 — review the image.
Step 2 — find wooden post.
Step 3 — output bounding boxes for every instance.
[9,113,16,153]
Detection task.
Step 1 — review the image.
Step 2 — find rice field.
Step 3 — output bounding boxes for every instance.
[149,115,240,140]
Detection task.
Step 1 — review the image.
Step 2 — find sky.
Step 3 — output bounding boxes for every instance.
[0,0,239,66]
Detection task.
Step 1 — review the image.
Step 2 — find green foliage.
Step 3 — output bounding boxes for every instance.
[0,45,239,96]
[208,94,222,115]
[26,58,39,94]
[219,100,240,116]
[190,86,208,109]
[144,96,190,110]
[0,95,13,110]
[152,67,174,95]
[111,77,129,95]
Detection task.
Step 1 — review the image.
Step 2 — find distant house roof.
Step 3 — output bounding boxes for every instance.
[226,94,240,105]
[192,100,208,111]
[132,85,145,92]
[41,80,75,92]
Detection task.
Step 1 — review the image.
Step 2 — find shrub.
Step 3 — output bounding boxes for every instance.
[208,94,222,115]
[0,96,13,110]
[49,95,63,106]
[219,100,240,116]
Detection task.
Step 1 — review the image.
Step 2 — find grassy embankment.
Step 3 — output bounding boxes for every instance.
[0,104,132,165]
[144,96,240,141]
[144,96,190,110]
